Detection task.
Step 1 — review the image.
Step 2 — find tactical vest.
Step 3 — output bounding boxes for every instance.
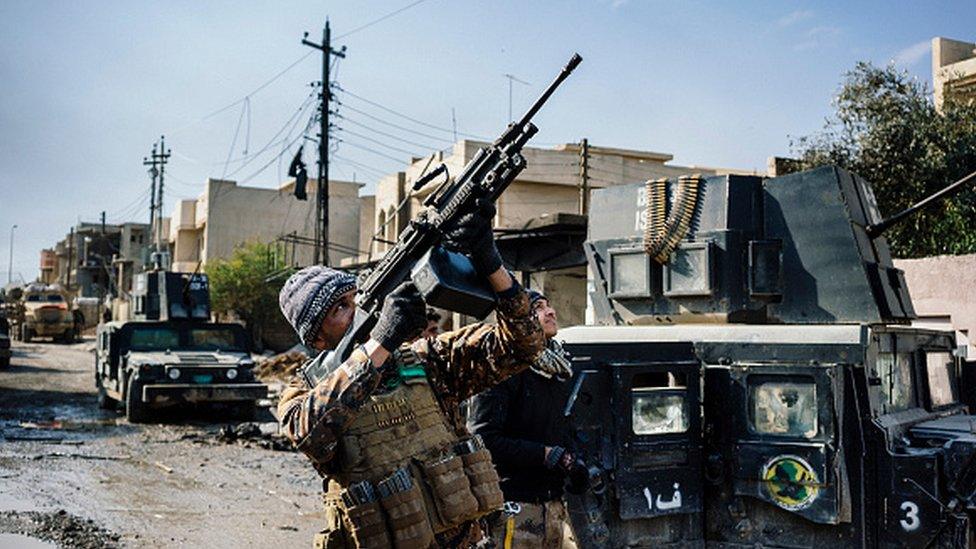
[319,364,504,548]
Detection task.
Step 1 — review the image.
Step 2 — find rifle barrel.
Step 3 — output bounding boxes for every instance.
[515,53,582,129]
[866,169,976,238]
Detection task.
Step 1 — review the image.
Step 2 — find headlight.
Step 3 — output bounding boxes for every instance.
[226,368,238,380]
[167,368,181,380]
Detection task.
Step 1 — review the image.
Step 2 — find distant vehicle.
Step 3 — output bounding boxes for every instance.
[19,285,75,343]
[0,314,10,368]
[94,271,266,423]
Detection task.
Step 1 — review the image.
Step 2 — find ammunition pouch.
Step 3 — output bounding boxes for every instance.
[379,477,435,548]
[341,499,391,548]
[422,454,480,530]
[461,449,505,513]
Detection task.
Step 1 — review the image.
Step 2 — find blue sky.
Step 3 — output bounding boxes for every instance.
[0,0,971,282]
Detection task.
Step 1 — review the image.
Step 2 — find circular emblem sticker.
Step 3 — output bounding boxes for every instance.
[760,455,820,511]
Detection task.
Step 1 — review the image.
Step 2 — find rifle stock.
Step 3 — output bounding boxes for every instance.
[300,53,582,388]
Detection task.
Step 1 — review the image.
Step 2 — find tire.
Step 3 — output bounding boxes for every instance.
[125,375,150,423]
[0,357,9,369]
[96,377,116,410]
[232,402,256,421]
[21,326,32,343]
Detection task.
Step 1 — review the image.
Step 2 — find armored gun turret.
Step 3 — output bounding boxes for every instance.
[586,166,914,326]
[561,167,976,548]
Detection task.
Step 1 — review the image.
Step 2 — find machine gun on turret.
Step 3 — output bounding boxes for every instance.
[865,169,976,238]
[301,53,582,387]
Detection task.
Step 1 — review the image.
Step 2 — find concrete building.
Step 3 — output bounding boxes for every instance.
[45,222,151,300]
[167,177,371,271]
[895,253,976,356]
[933,36,976,111]
[346,139,751,327]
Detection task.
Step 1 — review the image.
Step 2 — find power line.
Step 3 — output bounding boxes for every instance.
[336,127,424,158]
[166,50,316,137]
[334,0,432,40]
[338,103,455,144]
[337,138,411,165]
[337,85,490,140]
[337,113,444,151]
[332,155,389,178]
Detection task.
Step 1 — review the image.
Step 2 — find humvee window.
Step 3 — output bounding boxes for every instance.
[925,351,956,408]
[633,389,688,434]
[750,378,817,438]
[877,352,915,412]
[46,294,64,302]
[188,328,244,352]
[129,327,180,351]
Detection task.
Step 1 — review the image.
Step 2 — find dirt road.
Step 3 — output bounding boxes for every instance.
[0,338,324,548]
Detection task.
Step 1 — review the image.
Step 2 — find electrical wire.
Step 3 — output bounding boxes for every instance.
[334,0,432,40]
[332,155,389,178]
[337,114,444,151]
[336,139,410,165]
[338,103,455,145]
[166,50,316,137]
[337,85,490,140]
[336,127,425,158]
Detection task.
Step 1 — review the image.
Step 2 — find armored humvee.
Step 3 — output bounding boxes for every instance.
[95,271,266,423]
[17,284,75,343]
[560,166,976,547]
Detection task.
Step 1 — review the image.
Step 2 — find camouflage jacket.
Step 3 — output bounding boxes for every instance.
[278,283,545,473]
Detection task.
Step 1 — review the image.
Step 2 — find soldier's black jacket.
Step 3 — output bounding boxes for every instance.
[467,360,576,503]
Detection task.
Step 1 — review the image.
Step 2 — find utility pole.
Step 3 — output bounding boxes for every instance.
[66,227,74,291]
[303,20,346,265]
[503,73,530,121]
[144,143,159,250]
[100,211,106,234]
[579,138,590,215]
[7,224,16,286]
[153,136,171,252]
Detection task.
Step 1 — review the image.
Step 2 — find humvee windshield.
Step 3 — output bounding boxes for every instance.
[925,351,957,407]
[126,325,246,353]
[26,294,63,303]
[750,377,818,438]
[631,372,689,435]
[633,390,688,434]
[187,327,245,352]
[130,327,180,351]
[878,352,915,412]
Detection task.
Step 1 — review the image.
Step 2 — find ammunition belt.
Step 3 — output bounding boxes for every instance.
[642,174,703,264]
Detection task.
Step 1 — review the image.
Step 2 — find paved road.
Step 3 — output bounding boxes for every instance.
[0,338,324,548]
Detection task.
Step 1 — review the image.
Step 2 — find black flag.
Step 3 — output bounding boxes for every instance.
[288,146,308,201]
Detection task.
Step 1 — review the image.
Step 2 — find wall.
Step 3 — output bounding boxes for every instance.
[933,36,976,111]
[895,253,976,355]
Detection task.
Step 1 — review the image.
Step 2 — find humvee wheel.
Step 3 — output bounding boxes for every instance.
[232,402,256,421]
[125,376,150,423]
[21,326,32,343]
[0,357,9,369]
[96,378,116,410]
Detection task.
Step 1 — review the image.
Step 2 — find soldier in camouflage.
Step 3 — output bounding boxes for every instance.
[277,203,545,548]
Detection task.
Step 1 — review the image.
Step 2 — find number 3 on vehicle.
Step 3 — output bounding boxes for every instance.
[899,501,919,532]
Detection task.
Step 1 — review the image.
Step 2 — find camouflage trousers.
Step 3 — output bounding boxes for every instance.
[490,501,578,549]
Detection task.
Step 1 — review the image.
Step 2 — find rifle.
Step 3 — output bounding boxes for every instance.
[301,53,582,387]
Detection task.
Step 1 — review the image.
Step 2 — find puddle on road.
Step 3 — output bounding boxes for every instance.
[0,533,57,548]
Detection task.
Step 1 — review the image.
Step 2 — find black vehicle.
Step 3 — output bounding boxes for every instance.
[561,167,976,547]
[94,271,266,423]
[0,313,11,368]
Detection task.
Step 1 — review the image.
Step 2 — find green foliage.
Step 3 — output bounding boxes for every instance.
[206,241,292,349]
[791,62,976,258]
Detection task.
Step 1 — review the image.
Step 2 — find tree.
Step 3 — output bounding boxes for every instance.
[791,62,976,258]
[207,242,292,351]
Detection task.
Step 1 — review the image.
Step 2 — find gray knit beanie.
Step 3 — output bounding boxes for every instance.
[526,288,547,306]
[279,266,357,346]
